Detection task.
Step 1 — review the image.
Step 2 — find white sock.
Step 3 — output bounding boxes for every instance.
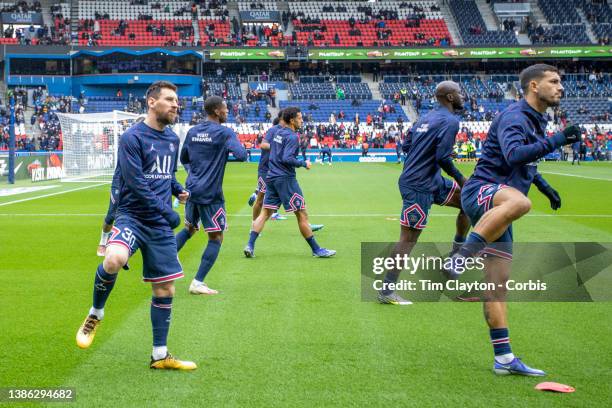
[495,353,515,364]
[99,231,111,246]
[152,346,168,360]
[89,307,104,320]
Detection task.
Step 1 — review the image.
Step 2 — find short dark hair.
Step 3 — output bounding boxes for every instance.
[282,107,301,124]
[204,95,225,116]
[145,81,177,101]
[519,64,559,93]
[272,117,280,126]
[276,109,284,119]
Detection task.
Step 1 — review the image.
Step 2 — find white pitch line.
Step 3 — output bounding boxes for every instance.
[540,171,612,182]
[0,183,107,207]
[1,213,612,218]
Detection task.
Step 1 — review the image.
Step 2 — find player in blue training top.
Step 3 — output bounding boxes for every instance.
[76,81,196,370]
[446,64,581,376]
[174,95,248,296]
[319,143,332,165]
[244,107,335,258]
[378,81,470,306]
[247,111,324,230]
[248,111,284,220]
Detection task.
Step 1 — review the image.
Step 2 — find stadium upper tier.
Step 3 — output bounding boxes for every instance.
[449,0,517,45]
[1,0,609,46]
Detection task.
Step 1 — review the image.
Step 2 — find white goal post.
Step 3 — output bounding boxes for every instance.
[56,111,142,183]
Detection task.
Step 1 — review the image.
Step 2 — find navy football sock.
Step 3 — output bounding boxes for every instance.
[452,233,466,253]
[92,264,118,310]
[306,236,321,252]
[151,297,173,347]
[194,239,221,282]
[248,231,259,248]
[381,271,400,296]
[458,232,487,258]
[175,228,192,252]
[490,328,513,359]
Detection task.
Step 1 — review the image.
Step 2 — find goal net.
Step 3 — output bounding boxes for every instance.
[56,111,142,183]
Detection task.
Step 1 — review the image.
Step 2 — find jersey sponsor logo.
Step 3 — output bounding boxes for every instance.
[146,155,173,179]
[193,132,213,142]
[416,123,429,133]
[169,143,175,152]
[150,144,156,152]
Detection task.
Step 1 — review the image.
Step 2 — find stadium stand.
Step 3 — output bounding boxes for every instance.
[448,0,518,45]
[288,1,452,47]
[280,100,409,123]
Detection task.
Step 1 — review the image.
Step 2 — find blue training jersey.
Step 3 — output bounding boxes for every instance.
[399,106,459,192]
[181,120,247,204]
[267,127,306,179]
[470,99,555,195]
[258,124,281,176]
[116,121,183,228]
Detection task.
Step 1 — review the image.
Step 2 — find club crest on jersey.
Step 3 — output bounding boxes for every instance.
[169,143,175,152]
[150,144,156,152]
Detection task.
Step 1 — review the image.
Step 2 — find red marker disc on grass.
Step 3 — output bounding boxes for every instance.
[535,382,575,393]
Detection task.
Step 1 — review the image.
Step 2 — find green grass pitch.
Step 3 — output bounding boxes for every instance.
[1,162,611,407]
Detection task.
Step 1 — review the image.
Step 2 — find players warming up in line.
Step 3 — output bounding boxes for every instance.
[174,96,247,295]
[247,111,323,230]
[77,81,196,370]
[244,107,335,258]
[445,64,581,376]
[378,81,470,305]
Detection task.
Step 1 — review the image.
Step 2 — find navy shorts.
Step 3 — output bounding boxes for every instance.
[263,176,306,212]
[184,200,227,232]
[461,180,513,259]
[107,215,184,283]
[399,188,432,229]
[257,172,267,194]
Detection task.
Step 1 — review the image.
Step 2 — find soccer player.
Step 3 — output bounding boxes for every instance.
[378,81,470,305]
[244,107,335,258]
[248,112,285,221]
[174,96,247,295]
[446,64,581,376]
[76,81,196,370]
[320,143,332,165]
[248,111,323,230]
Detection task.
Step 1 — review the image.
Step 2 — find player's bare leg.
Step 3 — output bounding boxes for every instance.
[244,207,274,257]
[378,225,420,305]
[251,191,265,221]
[444,188,471,255]
[295,209,335,257]
[150,281,196,370]
[472,188,530,242]
[77,244,127,349]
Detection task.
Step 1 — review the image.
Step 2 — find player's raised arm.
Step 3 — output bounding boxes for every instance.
[119,133,177,225]
[226,127,248,161]
[532,172,561,210]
